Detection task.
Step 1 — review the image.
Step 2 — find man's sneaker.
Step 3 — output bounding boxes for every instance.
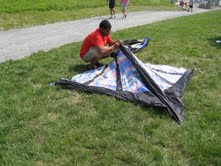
[96,62,103,68]
[87,63,97,70]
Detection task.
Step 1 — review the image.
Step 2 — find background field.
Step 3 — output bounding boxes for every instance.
[0,7,221,165]
[0,0,177,29]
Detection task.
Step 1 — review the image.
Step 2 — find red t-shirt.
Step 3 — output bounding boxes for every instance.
[80,28,113,58]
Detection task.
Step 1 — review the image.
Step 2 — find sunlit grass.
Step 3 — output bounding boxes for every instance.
[0,0,177,29]
[0,10,220,165]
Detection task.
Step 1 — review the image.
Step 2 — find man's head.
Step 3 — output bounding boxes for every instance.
[99,20,112,36]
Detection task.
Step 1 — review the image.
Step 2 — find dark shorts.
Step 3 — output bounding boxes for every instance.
[189,5,193,8]
[109,0,115,8]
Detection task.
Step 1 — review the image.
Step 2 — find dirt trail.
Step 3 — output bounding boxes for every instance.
[0,5,219,63]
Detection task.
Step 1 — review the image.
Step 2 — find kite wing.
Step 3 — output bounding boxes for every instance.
[55,39,193,124]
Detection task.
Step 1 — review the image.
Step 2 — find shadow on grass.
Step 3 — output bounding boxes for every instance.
[142,105,171,120]
[208,36,221,49]
[117,97,171,122]
[68,64,88,73]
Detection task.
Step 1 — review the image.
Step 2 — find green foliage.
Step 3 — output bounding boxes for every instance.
[0,0,176,29]
[0,10,221,165]
[0,0,173,13]
[0,0,102,12]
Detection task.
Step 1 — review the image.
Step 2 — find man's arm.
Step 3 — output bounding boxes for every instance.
[109,40,122,46]
[96,41,120,56]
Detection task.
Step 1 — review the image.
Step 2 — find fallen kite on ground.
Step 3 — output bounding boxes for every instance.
[54,37,193,124]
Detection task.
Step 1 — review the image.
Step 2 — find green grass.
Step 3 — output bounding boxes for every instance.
[0,10,221,165]
[0,0,177,30]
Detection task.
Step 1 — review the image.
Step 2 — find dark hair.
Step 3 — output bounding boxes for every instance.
[99,20,112,29]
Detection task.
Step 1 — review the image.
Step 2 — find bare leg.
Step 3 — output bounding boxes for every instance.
[122,9,125,18]
[122,8,127,18]
[89,47,111,68]
[112,8,115,17]
[110,8,115,17]
[109,9,112,17]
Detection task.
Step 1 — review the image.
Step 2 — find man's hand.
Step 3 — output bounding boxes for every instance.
[114,41,120,49]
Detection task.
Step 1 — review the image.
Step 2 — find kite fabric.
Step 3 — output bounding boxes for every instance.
[54,37,194,124]
[123,36,150,53]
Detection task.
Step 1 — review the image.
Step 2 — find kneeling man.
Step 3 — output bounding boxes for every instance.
[80,20,120,69]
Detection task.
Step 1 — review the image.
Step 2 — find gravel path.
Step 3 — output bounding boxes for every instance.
[0,6,219,63]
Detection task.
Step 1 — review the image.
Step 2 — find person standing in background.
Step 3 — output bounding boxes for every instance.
[179,0,185,8]
[120,0,129,19]
[107,0,116,18]
[188,0,193,12]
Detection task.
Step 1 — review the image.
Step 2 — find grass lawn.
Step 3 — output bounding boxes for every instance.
[0,0,177,30]
[0,9,221,165]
